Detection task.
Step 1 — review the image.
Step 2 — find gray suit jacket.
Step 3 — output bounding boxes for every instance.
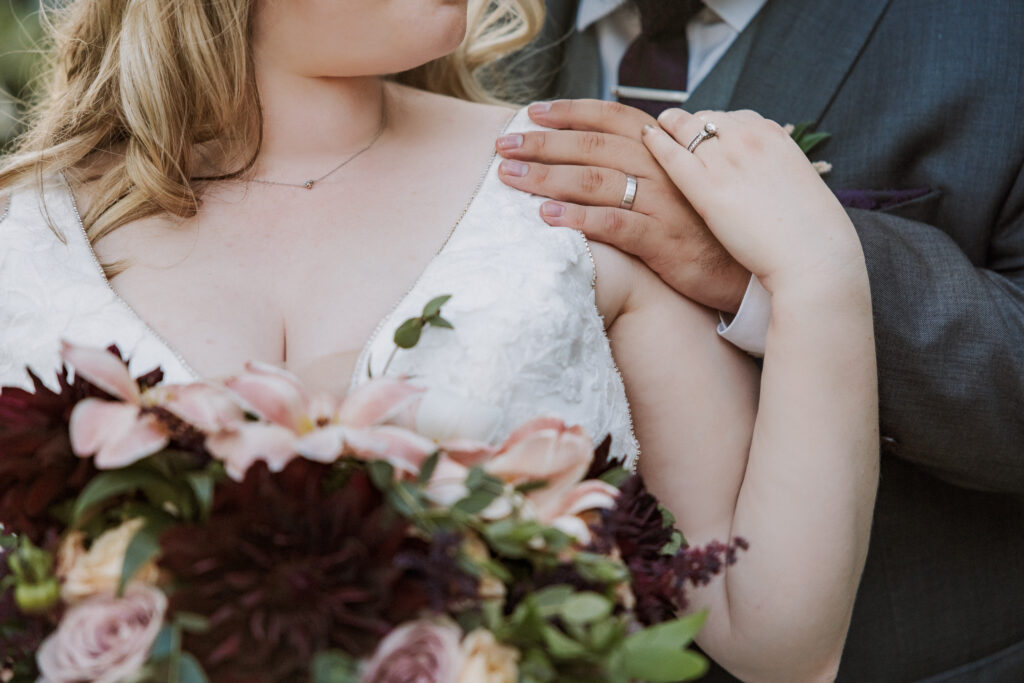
[526,1,1024,680]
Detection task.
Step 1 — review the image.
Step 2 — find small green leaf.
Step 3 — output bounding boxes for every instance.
[798,130,832,154]
[178,653,210,683]
[541,624,589,660]
[118,521,163,595]
[149,623,174,659]
[790,121,812,139]
[367,460,395,490]
[185,472,214,521]
[620,647,708,682]
[417,452,440,484]
[661,530,684,556]
[598,467,631,487]
[621,612,709,666]
[71,468,180,525]
[588,619,625,652]
[311,651,361,683]
[560,592,613,625]
[514,479,549,494]
[531,584,575,616]
[429,316,454,330]
[453,489,499,515]
[173,611,210,634]
[393,317,424,349]
[421,294,452,319]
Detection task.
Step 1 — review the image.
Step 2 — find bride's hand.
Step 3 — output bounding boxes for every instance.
[643,109,863,294]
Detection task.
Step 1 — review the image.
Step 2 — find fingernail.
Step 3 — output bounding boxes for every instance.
[528,101,552,115]
[496,134,523,150]
[541,202,565,218]
[500,160,529,177]
[642,124,656,135]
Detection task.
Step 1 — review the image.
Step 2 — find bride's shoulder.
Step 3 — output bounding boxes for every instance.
[389,83,519,143]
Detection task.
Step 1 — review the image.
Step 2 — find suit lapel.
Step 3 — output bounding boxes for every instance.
[726,0,893,124]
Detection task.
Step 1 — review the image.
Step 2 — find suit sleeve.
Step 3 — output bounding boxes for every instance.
[851,160,1024,493]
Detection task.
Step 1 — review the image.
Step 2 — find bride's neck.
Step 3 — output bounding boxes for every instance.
[252,65,386,177]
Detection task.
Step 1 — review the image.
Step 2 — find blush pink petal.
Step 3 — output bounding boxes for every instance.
[69,399,167,468]
[205,422,299,481]
[337,377,424,429]
[423,456,471,507]
[551,515,594,544]
[94,413,169,470]
[343,426,438,475]
[295,425,348,463]
[222,362,311,431]
[439,439,497,466]
[60,341,140,403]
[533,479,620,523]
[163,383,245,432]
[486,422,593,489]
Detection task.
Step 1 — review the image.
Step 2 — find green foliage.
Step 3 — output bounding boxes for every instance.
[392,294,454,349]
[0,1,46,147]
[310,651,362,683]
[789,121,832,156]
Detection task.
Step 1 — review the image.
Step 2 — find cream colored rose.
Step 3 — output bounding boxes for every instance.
[455,630,519,683]
[59,519,160,604]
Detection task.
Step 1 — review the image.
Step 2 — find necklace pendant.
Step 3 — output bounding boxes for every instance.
[303,180,315,190]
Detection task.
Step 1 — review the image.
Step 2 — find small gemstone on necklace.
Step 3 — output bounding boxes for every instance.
[303,180,315,189]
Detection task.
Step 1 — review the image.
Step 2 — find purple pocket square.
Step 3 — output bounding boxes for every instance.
[834,187,932,210]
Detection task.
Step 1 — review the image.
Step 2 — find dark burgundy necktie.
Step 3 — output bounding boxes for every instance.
[617,0,705,116]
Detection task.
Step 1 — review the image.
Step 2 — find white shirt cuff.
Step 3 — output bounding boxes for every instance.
[717,275,770,357]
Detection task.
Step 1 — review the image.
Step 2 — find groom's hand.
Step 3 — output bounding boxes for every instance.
[496,99,750,313]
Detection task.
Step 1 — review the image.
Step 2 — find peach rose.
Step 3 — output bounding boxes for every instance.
[455,630,519,683]
[36,584,166,683]
[58,519,160,605]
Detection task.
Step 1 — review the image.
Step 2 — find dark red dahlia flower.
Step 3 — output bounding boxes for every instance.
[0,366,106,546]
[159,459,465,681]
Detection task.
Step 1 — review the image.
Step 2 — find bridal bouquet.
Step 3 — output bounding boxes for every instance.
[1,336,745,682]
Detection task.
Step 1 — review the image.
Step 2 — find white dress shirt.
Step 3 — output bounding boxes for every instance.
[577,0,772,355]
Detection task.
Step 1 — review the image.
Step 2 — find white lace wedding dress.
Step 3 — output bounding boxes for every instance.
[0,108,639,467]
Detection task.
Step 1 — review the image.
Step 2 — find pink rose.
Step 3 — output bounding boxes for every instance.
[36,584,167,683]
[362,619,464,683]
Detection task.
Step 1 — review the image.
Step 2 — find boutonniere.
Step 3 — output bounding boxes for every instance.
[785,122,832,175]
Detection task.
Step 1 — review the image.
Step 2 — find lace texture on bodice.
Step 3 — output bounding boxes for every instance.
[0,177,195,389]
[351,109,638,466]
[0,109,638,467]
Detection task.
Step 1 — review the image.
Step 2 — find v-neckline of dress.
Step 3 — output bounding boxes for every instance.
[62,109,520,389]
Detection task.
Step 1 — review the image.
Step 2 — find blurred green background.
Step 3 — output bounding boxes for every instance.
[0,0,46,150]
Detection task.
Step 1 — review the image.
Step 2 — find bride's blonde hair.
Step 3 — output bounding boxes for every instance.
[0,0,545,245]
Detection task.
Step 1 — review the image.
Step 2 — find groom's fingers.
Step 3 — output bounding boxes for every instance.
[537,200,656,260]
[527,99,657,140]
[496,130,659,177]
[498,160,651,213]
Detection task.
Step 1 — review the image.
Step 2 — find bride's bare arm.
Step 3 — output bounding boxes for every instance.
[596,111,878,681]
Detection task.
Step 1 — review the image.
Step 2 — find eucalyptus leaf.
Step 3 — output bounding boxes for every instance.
[417,452,440,484]
[71,468,182,526]
[185,472,214,521]
[598,467,631,487]
[560,592,613,625]
[531,584,575,616]
[173,611,210,634]
[393,318,424,349]
[798,131,832,154]
[453,489,499,515]
[178,653,211,683]
[366,461,395,491]
[620,648,708,682]
[541,624,589,660]
[421,294,452,319]
[311,651,361,683]
[429,316,454,330]
[519,648,557,683]
[118,521,163,595]
[790,121,812,139]
[588,619,625,652]
[149,623,174,659]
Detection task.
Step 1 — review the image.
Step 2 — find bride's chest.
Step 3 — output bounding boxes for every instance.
[93,195,461,389]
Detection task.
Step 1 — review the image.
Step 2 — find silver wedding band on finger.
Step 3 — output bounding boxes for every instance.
[686,121,719,153]
[619,174,638,210]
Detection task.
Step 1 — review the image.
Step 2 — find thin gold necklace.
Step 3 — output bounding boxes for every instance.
[249,90,388,191]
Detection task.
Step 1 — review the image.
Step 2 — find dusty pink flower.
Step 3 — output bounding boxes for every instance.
[35,583,166,683]
[362,618,464,683]
[62,342,241,469]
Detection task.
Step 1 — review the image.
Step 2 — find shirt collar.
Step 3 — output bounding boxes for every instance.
[576,0,768,33]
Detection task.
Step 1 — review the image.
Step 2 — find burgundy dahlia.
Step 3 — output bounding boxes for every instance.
[593,473,747,623]
[0,366,105,546]
[159,459,449,681]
